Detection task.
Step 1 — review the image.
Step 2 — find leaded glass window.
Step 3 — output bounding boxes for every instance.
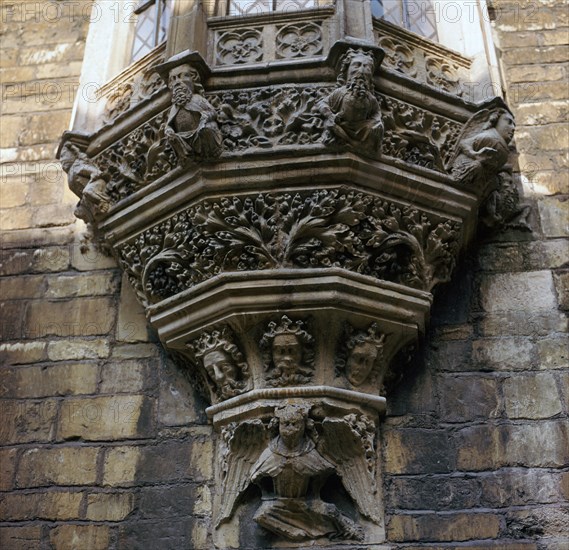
[371,0,438,41]
[131,0,172,62]
[227,0,317,17]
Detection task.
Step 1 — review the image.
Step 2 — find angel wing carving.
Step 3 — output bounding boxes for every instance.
[318,417,381,523]
[216,419,268,526]
[445,108,493,171]
[446,105,514,194]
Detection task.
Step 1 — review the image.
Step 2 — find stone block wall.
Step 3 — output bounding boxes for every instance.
[1,2,213,548]
[382,1,568,547]
[0,1,567,549]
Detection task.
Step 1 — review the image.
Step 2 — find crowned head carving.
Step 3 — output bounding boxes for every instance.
[338,323,386,386]
[260,316,314,386]
[190,327,249,400]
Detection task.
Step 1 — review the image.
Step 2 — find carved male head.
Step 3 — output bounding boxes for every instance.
[274,404,308,448]
[168,64,201,106]
[191,327,249,398]
[260,315,314,379]
[203,349,237,389]
[272,333,302,376]
[339,49,377,92]
[344,323,386,386]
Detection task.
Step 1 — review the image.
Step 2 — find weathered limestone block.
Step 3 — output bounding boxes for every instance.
[0,492,82,521]
[3,363,99,398]
[85,493,135,521]
[49,525,110,550]
[47,338,110,361]
[0,526,42,550]
[0,399,57,444]
[17,446,99,487]
[503,372,563,419]
[103,446,141,487]
[387,512,501,542]
[58,395,152,441]
[480,271,558,312]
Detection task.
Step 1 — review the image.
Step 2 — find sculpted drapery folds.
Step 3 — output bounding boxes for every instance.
[250,405,364,542]
[148,56,223,171]
[318,47,384,155]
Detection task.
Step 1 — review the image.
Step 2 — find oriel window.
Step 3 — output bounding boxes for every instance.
[371,0,438,41]
[227,0,318,17]
[131,0,172,62]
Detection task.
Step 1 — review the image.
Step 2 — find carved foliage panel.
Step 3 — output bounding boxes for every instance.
[116,189,461,306]
[89,84,463,210]
[102,50,167,124]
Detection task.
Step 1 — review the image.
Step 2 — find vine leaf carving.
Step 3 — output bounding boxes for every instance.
[117,190,461,305]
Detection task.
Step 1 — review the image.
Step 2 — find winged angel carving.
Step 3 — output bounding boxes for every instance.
[447,107,515,195]
[217,404,379,543]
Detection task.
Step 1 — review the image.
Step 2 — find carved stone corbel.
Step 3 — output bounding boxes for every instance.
[59,33,527,546]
